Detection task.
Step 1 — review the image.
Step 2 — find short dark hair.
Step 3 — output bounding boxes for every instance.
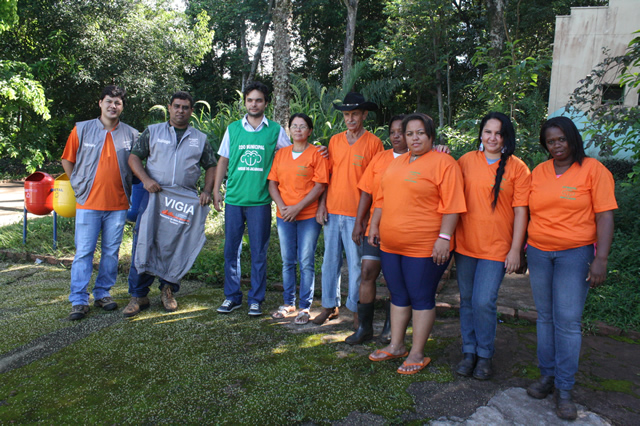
[169,91,194,108]
[100,85,126,106]
[243,81,270,103]
[289,113,313,130]
[388,114,405,134]
[478,112,517,210]
[539,116,586,165]
[402,113,436,141]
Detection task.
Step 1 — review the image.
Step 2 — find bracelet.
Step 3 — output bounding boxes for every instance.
[438,233,451,241]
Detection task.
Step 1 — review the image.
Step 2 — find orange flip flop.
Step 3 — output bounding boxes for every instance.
[368,349,409,362]
[397,357,431,375]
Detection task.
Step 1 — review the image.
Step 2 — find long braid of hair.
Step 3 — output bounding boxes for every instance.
[491,152,509,211]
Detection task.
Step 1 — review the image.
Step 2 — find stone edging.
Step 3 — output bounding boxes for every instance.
[0,249,73,267]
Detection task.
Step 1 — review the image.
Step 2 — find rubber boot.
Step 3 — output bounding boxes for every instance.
[378,300,391,344]
[345,302,374,345]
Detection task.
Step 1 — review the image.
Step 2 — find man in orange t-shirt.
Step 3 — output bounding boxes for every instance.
[313,93,384,325]
[61,85,138,321]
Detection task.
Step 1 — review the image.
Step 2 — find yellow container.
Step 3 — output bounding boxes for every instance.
[53,173,77,218]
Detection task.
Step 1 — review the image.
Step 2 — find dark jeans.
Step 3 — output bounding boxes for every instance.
[223,203,271,305]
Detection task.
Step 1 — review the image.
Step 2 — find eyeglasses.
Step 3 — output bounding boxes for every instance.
[290,125,309,130]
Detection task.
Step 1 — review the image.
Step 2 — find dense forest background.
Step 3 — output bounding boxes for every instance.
[2,0,615,173]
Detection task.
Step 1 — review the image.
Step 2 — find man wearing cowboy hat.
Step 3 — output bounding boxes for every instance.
[313,92,384,326]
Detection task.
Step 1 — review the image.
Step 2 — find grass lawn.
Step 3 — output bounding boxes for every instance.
[0,261,454,424]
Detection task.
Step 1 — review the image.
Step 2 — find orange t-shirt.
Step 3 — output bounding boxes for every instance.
[326,130,384,217]
[375,151,467,257]
[455,151,531,261]
[62,126,129,211]
[267,145,330,220]
[357,149,398,235]
[528,158,617,251]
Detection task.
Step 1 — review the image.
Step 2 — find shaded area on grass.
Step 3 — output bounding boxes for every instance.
[0,260,638,424]
[0,279,447,424]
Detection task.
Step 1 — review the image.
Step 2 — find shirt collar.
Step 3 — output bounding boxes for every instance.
[97,116,120,131]
[242,114,269,128]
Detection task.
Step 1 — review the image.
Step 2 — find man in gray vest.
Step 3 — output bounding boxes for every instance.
[61,85,139,321]
[123,91,216,317]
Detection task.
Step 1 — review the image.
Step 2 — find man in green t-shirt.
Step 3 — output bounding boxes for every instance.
[213,82,291,316]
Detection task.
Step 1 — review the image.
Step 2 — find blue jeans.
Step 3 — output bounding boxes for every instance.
[528,244,594,391]
[223,204,271,305]
[128,191,178,297]
[69,209,127,306]
[320,214,362,312]
[276,217,322,310]
[455,252,506,359]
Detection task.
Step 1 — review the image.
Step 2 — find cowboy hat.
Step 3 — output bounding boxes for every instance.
[333,92,378,111]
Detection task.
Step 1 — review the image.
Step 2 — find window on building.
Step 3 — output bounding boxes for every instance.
[601,84,625,105]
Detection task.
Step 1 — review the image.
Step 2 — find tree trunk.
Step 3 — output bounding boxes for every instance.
[447,60,451,125]
[341,0,358,90]
[272,0,291,129]
[486,0,508,57]
[247,0,274,85]
[241,21,249,91]
[432,31,444,129]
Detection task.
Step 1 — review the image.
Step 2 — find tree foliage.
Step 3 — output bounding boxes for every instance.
[0,0,51,172]
[0,0,628,175]
[0,0,213,171]
[0,0,17,31]
[565,31,640,182]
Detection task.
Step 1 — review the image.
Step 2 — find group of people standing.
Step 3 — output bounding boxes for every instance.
[62,83,616,422]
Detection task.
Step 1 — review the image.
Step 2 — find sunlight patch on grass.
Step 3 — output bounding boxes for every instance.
[154,314,207,324]
[0,263,459,423]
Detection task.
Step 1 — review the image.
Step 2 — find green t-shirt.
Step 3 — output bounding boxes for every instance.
[225,120,280,206]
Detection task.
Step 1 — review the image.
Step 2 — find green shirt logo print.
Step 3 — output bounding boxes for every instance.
[241,150,263,167]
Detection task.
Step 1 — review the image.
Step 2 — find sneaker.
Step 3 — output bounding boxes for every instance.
[69,304,89,321]
[122,297,150,318]
[217,299,242,314]
[94,296,118,311]
[161,285,178,312]
[248,303,262,316]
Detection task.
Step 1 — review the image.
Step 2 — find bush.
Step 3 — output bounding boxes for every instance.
[601,158,636,182]
[583,182,640,331]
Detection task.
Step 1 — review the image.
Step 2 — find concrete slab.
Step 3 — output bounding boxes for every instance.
[0,180,27,226]
[430,387,611,425]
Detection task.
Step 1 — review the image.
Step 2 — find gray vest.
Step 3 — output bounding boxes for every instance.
[134,185,209,283]
[70,118,138,205]
[145,122,207,190]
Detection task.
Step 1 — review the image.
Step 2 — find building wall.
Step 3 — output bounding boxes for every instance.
[548,0,640,114]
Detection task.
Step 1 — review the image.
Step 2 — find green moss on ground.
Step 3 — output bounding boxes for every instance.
[608,335,640,345]
[512,362,539,380]
[0,266,457,423]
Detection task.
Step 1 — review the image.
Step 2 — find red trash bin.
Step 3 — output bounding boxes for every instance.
[24,172,54,215]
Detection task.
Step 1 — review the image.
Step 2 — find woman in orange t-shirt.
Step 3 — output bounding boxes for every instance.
[454,112,531,380]
[345,115,407,345]
[367,113,466,375]
[525,117,617,421]
[268,113,329,324]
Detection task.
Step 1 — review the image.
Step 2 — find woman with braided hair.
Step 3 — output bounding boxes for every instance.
[453,112,531,379]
